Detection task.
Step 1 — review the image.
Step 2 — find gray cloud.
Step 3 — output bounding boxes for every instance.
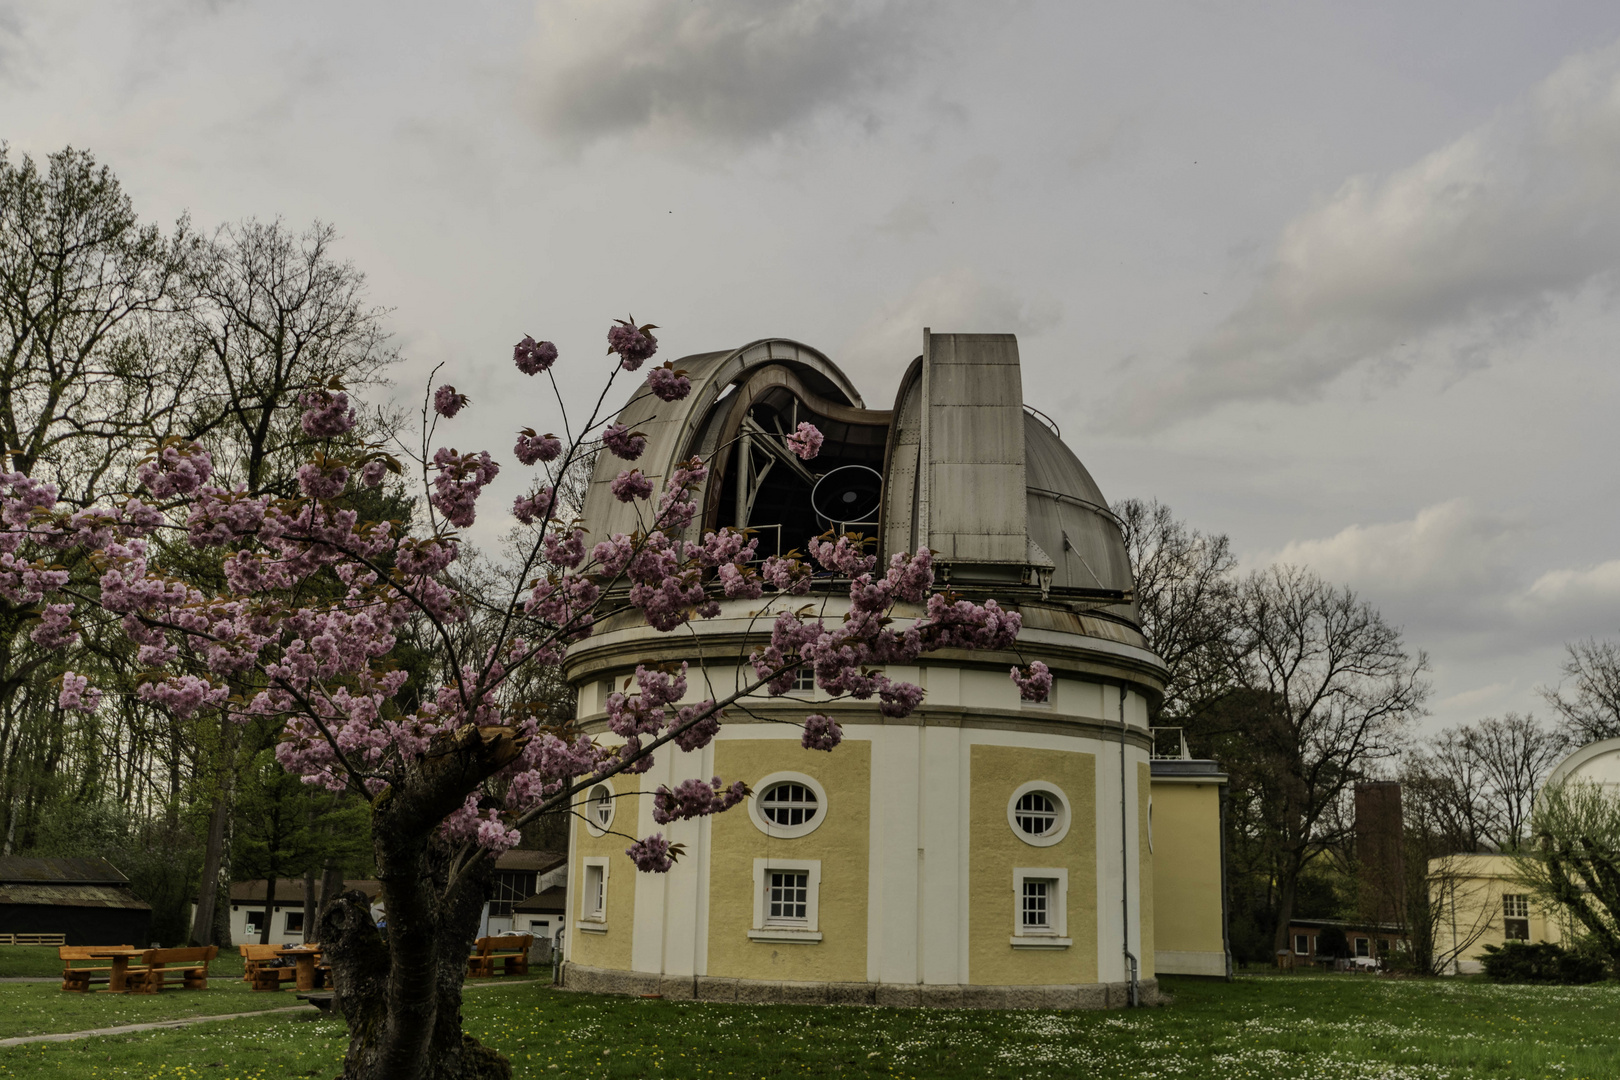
[523,0,933,146]
[1111,40,1620,429]
[836,268,1063,397]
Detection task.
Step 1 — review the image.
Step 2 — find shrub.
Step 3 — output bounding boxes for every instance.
[1479,940,1606,984]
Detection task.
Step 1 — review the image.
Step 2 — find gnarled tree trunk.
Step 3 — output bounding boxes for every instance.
[319,725,520,1080]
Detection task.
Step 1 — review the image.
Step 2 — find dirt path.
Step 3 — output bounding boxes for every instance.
[0,1005,315,1046]
[0,977,545,1047]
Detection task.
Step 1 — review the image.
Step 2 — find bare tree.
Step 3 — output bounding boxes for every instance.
[1542,638,1620,744]
[1461,714,1567,851]
[183,219,399,497]
[1223,565,1429,956]
[1112,497,1236,720]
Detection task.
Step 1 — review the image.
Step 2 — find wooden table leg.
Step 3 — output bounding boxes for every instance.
[295,955,316,992]
[106,956,128,993]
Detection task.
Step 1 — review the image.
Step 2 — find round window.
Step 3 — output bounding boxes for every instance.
[584,782,614,835]
[1007,781,1071,847]
[747,773,828,838]
[759,782,818,827]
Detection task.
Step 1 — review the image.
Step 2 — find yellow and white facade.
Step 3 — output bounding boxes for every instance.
[561,331,1226,1007]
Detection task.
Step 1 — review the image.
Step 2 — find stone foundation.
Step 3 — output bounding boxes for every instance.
[559,963,1162,1009]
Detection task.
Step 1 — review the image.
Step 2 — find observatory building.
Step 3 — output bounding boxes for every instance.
[561,331,1228,1007]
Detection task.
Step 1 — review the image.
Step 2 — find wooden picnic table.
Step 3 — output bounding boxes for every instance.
[85,947,153,994]
[280,945,323,992]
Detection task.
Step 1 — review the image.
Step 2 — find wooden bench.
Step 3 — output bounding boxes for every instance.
[241,943,299,991]
[59,946,146,992]
[132,946,217,993]
[467,934,532,978]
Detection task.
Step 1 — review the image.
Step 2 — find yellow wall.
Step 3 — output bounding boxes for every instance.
[1138,761,1154,978]
[968,744,1098,985]
[1428,853,1565,968]
[1150,780,1226,957]
[568,782,639,971]
[706,739,871,982]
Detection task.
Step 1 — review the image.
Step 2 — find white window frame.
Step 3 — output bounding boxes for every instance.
[1007,781,1072,847]
[748,858,822,943]
[1354,936,1369,958]
[583,779,616,837]
[747,772,828,839]
[1294,934,1309,956]
[1502,894,1530,919]
[1010,867,1070,948]
[578,856,610,931]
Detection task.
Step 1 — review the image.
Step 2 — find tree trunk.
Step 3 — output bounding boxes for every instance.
[303,868,318,943]
[191,718,241,946]
[320,841,508,1080]
[191,790,231,945]
[259,873,278,945]
[1271,865,1298,960]
[312,859,345,945]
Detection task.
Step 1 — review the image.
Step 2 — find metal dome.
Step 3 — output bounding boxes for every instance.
[578,330,1140,630]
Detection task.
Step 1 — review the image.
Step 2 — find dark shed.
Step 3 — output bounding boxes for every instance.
[0,857,152,946]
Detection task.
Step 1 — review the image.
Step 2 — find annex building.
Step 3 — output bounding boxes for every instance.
[560,331,1228,1008]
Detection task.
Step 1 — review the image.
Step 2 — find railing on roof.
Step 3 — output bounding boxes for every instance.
[1150,727,1190,760]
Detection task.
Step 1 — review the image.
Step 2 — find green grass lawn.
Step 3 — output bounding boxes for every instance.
[1,973,1617,1079]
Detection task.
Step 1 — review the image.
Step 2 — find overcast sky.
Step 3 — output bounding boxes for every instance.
[5,0,1620,735]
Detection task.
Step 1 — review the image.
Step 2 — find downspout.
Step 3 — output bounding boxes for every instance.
[1119,683,1139,1007]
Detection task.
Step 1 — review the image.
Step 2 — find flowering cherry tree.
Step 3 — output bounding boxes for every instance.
[0,316,1046,1080]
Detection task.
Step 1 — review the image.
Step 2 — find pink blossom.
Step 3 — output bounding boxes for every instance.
[360,460,388,487]
[607,317,658,371]
[512,488,556,525]
[801,714,842,751]
[297,463,349,499]
[298,390,357,438]
[513,335,558,375]
[58,671,101,713]
[651,777,748,824]
[137,674,229,719]
[646,364,691,402]
[430,448,499,528]
[610,470,653,502]
[626,833,677,873]
[808,534,876,576]
[602,424,647,461]
[786,422,823,460]
[136,442,213,498]
[1011,660,1053,702]
[433,385,468,418]
[30,603,78,648]
[514,429,562,465]
[544,527,586,568]
[590,533,634,577]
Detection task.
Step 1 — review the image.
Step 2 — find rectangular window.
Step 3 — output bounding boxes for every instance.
[1010,868,1070,948]
[584,864,605,919]
[244,911,265,934]
[489,870,537,916]
[767,871,809,922]
[1021,879,1053,930]
[749,859,822,943]
[1502,894,1529,919]
[1355,937,1370,958]
[791,666,815,692]
[1378,938,1390,954]
[1294,934,1310,955]
[284,911,305,934]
